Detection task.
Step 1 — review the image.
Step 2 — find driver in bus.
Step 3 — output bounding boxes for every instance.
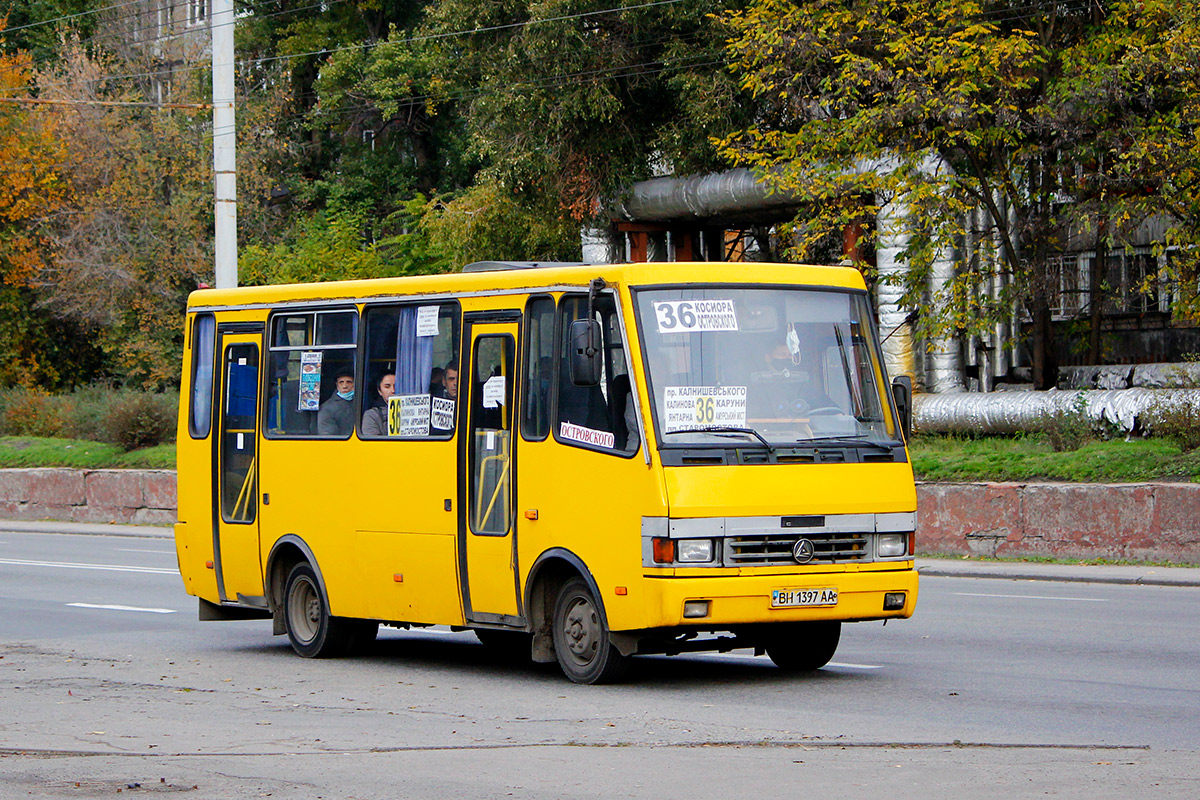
[753,337,837,418]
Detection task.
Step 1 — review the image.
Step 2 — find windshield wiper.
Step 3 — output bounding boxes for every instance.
[666,426,775,453]
[801,435,898,449]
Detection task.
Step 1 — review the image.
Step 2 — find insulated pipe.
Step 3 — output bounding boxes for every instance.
[581,227,622,264]
[927,243,964,393]
[617,169,803,222]
[914,388,1200,434]
[875,198,919,388]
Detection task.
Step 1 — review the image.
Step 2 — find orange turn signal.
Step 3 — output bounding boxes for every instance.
[524,509,539,520]
[393,573,404,583]
[651,537,675,564]
[205,561,214,570]
[614,586,628,596]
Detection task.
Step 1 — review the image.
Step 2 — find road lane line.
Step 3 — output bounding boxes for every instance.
[115,548,175,555]
[0,557,177,575]
[67,603,177,614]
[949,591,1108,602]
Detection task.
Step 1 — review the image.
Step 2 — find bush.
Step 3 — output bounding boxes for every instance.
[101,392,178,451]
[1036,394,1095,452]
[0,387,70,438]
[1144,396,1200,452]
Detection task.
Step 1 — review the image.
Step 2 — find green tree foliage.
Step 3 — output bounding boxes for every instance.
[419,0,753,221]
[240,195,454,284]
[719,0,1200,388]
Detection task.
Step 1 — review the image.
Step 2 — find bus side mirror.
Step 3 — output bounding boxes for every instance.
[569,319,602,387]
[891,375,913,440]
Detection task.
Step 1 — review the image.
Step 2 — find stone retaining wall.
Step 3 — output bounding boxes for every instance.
[1,469,1197,563]
[916,482,1200,563]
[0,468,177,526]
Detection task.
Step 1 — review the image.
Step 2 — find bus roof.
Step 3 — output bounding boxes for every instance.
[186,261,868,311]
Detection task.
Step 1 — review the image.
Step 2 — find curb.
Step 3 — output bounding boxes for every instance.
[917,559,1200,588]
[0,520,173,539]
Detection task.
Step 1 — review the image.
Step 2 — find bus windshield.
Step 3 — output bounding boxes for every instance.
[635,286,898,447]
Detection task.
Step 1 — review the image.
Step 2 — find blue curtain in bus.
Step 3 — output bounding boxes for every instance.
[395,306,434,395]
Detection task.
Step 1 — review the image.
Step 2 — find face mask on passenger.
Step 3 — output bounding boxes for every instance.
[337,390,354,401]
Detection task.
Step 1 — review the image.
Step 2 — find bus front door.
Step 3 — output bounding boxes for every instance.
[459,320,522,626]
[214,330,265,606]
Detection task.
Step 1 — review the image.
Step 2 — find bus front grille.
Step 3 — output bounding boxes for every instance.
[725,532,870,565]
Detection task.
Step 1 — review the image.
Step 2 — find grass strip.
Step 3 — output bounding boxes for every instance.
[0,437,176,470]
[910,435,1200,483]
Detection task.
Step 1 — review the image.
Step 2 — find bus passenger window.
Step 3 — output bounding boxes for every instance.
[521,296,555,441]
[189,313,216,438]
[265,309,357,438]
[361,302,460,438]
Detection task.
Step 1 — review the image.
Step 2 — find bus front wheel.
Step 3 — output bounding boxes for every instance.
[764,621,841,671]
[283,562,366,658]
[552,577,629,684]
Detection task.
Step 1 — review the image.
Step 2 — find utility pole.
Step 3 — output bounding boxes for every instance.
[212,0,237,289]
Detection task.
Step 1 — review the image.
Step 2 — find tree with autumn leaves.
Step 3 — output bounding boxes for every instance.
[0,22,100,388]
[5,2,1200,392]
[718,0,1200,388]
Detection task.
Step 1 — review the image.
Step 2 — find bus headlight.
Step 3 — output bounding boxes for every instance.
[877,533,907,558]
[676,539,715,563]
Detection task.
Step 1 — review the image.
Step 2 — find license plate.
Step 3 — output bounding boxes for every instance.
[771,587,838,608]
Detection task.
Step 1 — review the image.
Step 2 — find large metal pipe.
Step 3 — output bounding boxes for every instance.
[617,169,802,222]
[875,197,919,388]
[915,388,1200,434]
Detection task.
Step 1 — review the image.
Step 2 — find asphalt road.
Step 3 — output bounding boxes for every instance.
[1,529,1197,799]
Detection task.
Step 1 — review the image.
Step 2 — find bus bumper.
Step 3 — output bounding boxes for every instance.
[632,566,919,630]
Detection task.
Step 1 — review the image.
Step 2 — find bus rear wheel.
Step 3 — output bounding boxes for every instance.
[551,577,629,684]
[283,562,360,658]
[764,621,841,671]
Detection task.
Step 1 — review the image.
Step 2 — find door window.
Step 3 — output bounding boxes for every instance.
[221,343,259,523]
[469,335,515,535]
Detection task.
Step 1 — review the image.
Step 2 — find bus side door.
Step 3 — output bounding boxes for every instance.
[458,316,522,625]
[214,329,265,605]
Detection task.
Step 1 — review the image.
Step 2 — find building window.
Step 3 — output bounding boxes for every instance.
[188,0,207,27]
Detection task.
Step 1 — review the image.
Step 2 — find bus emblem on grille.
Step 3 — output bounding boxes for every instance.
[792,539,815,564]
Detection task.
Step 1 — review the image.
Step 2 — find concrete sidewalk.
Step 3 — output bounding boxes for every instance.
[917,557,1200,587]
[2,518,1197,587]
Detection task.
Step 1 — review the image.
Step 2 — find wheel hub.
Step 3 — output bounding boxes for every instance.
[565,598,599,661]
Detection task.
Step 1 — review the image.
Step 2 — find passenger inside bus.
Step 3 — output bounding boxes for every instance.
[317,368,356,436]
[361,372,395,436]
[441,364,458,400]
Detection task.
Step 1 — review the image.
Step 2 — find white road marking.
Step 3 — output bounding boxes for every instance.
[115,548,174,555]
[67,603,177,614]
[950,591,1108,603]
[0,557,177,575]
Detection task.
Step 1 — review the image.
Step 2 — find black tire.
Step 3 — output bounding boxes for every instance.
[282,562,355,658]
[474,628,532,662]
[551,576,629,684]
[764,621,841,671]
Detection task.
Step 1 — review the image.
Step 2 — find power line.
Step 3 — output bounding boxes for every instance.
[0,95,209,109]
[29,0,693,93]
[1,0,151,36]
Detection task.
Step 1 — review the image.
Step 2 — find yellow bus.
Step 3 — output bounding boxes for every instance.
[175,260,918,683]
